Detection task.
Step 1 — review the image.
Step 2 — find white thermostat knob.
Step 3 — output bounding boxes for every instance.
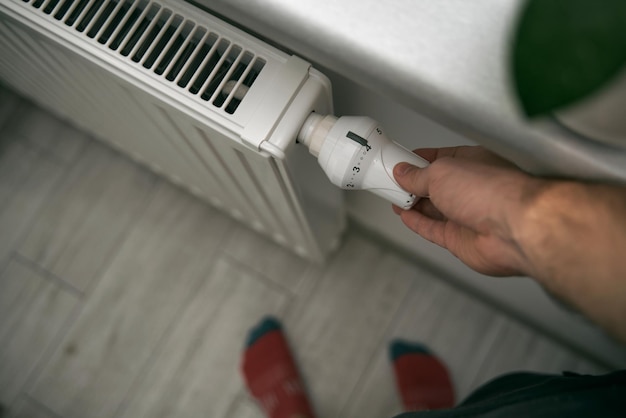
[298,114,429,209]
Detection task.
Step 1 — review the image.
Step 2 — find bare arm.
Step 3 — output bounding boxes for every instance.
[393,146,626,343]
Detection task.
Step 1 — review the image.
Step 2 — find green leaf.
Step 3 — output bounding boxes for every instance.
[512,0,626,117]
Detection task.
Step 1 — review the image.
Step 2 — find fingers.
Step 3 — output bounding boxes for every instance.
[399,208,449,249]
[393,162,430,197]
[415,198,446,221]
[393,199,445,224]
[394,146,474,197]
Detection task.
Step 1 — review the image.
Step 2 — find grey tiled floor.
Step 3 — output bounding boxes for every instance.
[0,88,607,418]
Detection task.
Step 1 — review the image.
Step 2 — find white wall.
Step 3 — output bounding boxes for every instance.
[324,68,626,368]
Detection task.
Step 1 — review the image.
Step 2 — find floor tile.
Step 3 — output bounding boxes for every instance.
[119,258,288,418]
[467,318,607,391]
[29,182,234,418]
[0,259,78,406]
[18,140,157,291]
[38,123,89,165]
[0,140,65,267]
[225,398,265,418]
[282,234,414,418]
[343,268,508,417]
[223,225,312,293]
[2,101,87,164]
[345,278,608,418]
[571,357,610,376]
[0,87,21,134]
[8,396,60,418]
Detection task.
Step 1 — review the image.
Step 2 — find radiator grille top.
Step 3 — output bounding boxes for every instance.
[23,0,266,115]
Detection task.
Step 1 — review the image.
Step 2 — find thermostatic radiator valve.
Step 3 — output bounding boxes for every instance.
[297,114,429,210]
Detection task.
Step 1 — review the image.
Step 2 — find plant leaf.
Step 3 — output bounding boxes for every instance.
[512,0,626,117]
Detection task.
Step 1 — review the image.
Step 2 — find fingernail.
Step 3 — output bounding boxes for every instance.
[394,163,414,177]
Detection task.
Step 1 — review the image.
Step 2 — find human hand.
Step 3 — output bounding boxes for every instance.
[393,146,626,341]
[392,146,543,277]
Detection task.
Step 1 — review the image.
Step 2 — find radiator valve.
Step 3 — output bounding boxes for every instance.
[298,114,429,210]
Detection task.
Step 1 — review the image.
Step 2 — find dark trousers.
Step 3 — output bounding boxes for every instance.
[395,370,626,418]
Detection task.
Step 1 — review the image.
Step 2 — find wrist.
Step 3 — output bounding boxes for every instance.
[510,179,577,278]
[502,175,552,277]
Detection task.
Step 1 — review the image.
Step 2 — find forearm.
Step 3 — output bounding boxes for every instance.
[513,180,626,342]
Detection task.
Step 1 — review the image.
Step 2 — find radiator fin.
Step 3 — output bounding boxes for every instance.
[26,0,265,115]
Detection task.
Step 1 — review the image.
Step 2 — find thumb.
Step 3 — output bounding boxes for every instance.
[393,162,430,197]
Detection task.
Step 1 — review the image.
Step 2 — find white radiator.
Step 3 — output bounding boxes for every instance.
[0,0,345,261]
